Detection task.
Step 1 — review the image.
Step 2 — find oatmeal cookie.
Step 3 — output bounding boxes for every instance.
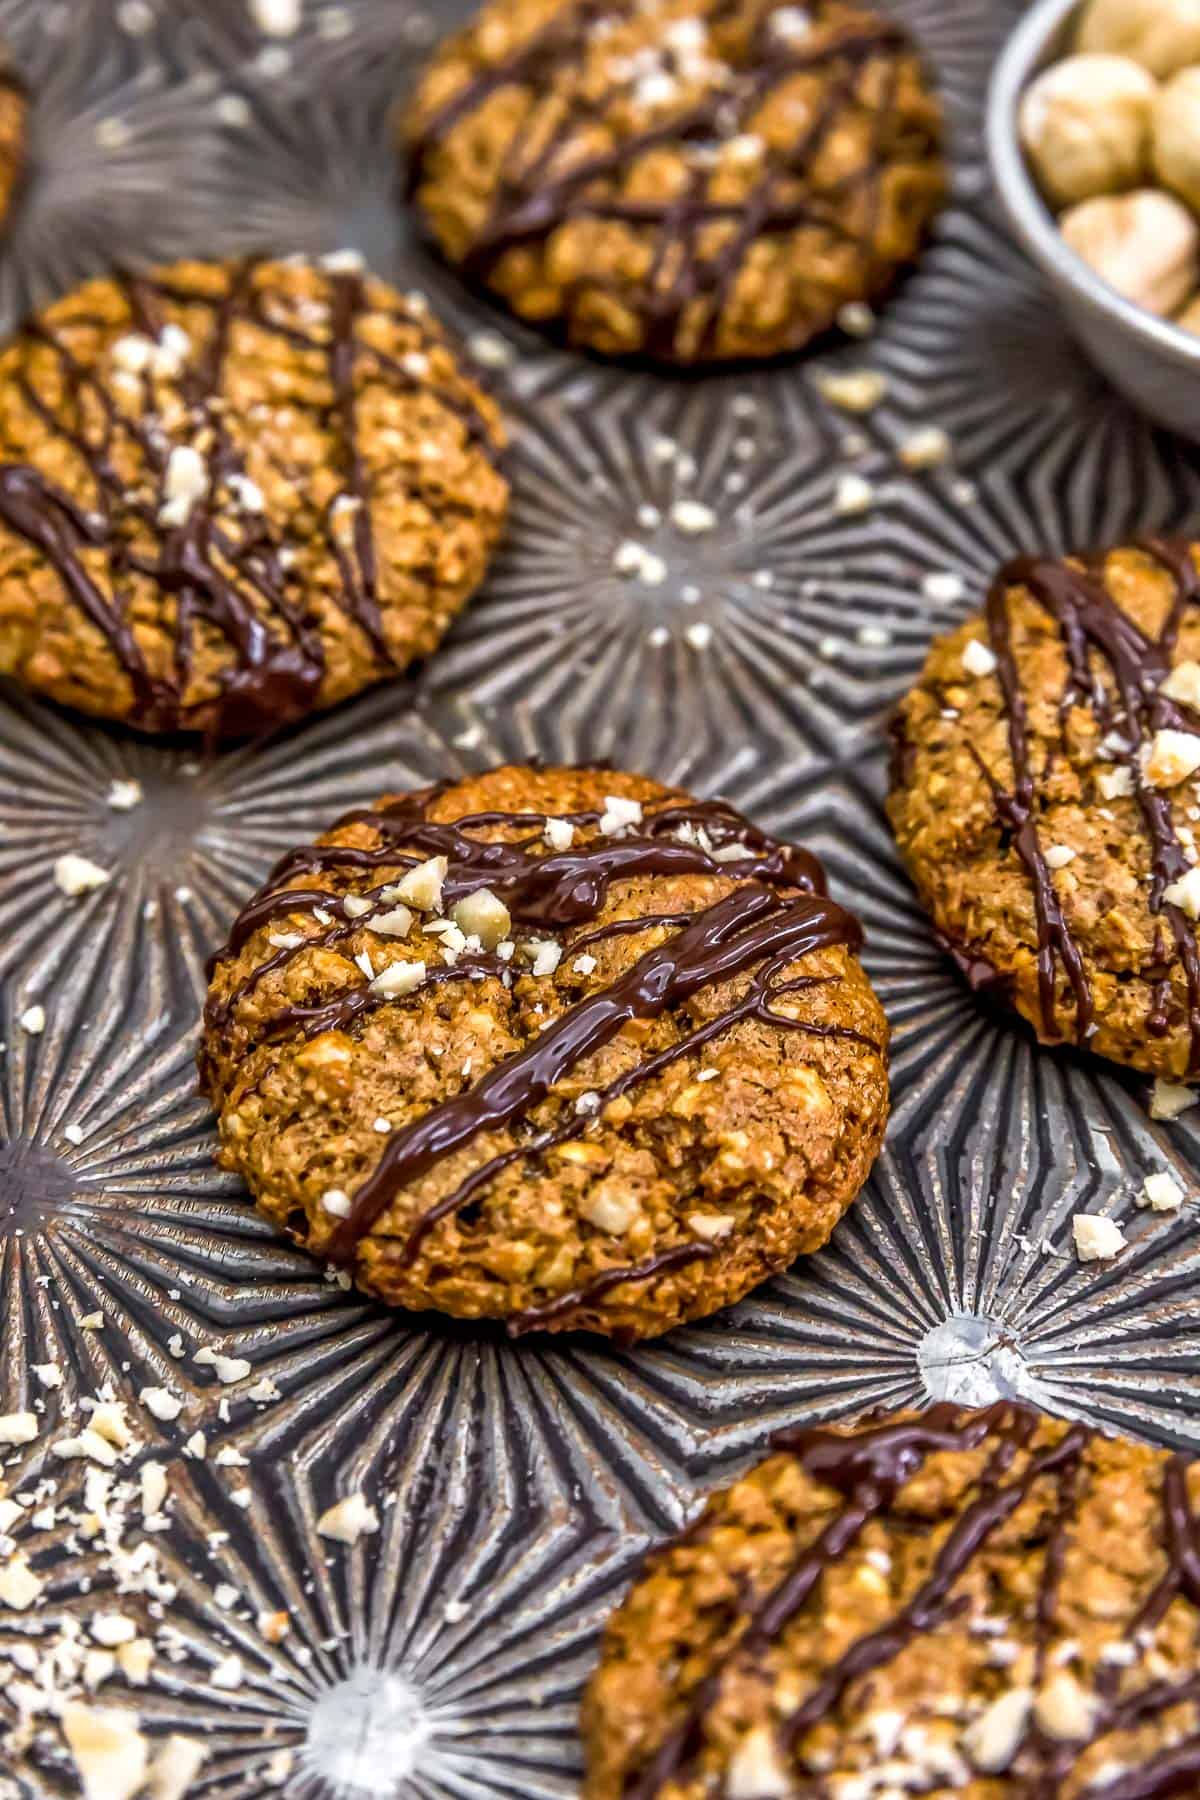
[583,1400,1200,1798]
[402,0,946,364]
[200,764,889,1339]
[0,256,508,736]
[889,537,1200,1082]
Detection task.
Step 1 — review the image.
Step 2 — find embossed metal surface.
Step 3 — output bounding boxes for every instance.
[1,0,1200,1795]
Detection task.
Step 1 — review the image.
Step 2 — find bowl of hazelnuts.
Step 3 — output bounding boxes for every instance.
[988,0,1200,441]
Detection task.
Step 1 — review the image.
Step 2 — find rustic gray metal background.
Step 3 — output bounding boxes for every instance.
[1,0,1199,1793]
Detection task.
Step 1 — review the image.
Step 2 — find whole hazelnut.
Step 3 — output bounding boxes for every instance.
[1059,189,1200,316]
[1178,293,1200,332]
[1077,0,1200,79]
[1153,66,1200,210]
[1020,54,1157,206]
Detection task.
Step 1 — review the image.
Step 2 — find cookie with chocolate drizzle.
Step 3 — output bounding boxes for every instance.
[401,0,945,364]
[889,537,1200,1083]
[200,764,889,1339]
[584,1400,1200,1799]
[0,256,508,736]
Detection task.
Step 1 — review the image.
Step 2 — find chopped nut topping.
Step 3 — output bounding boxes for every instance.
[600,795,643,835]
[395,855,447,911]
[963,1688,1032,1772]
[725,1724,793,1799]
[452,887,512,949]
[1162,659,1200,708]
[962,639,998,678]
[1145,728,1200,788]
[369,959,427,998]
[1163,865,1200,918]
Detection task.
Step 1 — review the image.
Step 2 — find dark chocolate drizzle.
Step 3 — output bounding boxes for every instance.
[0,261,502,736]
[976,538,1200,1072]
[619,1401,1200,1800]
[205,783,872,1327]
[407,0,939,360]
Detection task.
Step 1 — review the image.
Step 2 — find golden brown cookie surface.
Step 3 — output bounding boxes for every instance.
[889,539,1200,1082]
[403,0,946,364]
[200,764,889,1339]
[583,1401,1200,1798]
[0,257,508,736]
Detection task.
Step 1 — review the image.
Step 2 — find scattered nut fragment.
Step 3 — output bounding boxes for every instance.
[814,368,888,413]
[55,853,112,898]
[834,471,874,516]
[139,1386,183,1423]
[0,1554,44,1609]
[1153,66,1200,210]
[1073,1213,1127,1260]
[147,1736,208,1800]
[1020,54,1156,207]
[1077,0,1200,79]
[194,1347,252,1383]
[317,1491,380,1544]
[0,1409,38,1444]
[61,1703,148,1800]
[1140,1169,1185,1210]
[1151,1076,1198,1117]
[1059,189,1200,317]
[899,425,952,470]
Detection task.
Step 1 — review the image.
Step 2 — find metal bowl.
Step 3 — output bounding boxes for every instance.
[987,0,1200,444]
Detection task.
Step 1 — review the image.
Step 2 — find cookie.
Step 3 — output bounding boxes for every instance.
[889,537,1200,1083]
[0,256,508,737]
[402,0,946,365]
[200,764,889,1339]
[583,1400,1200,1798]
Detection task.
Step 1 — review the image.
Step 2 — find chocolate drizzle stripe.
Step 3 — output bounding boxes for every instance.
[506,1241,716,1335]
[981,539,1200,1072]
[619,1401,1200,1800]
[206,786,869,1306]
[407,2,932,360]
[0,260,503,735]
[328,882,857,1262]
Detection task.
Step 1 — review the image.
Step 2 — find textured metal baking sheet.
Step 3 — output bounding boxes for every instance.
[2,0,1200,1794]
